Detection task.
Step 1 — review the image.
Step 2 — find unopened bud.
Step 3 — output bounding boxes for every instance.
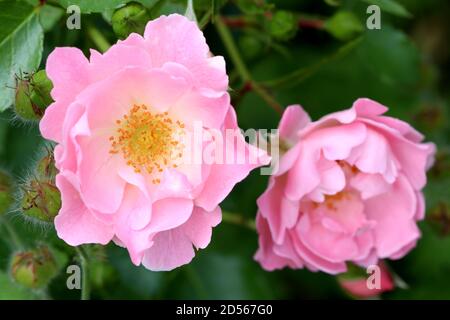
[14,71,53,121]
[239,35,264,60]
[11,246,58,289]
[324,11,364,41]
[21,180,61,223]
[36,151,58,181]
[29,70,53,110]
[269,10,298,41]
[111,2,150,39]
[15,78,35,120]
[0,170,13,215]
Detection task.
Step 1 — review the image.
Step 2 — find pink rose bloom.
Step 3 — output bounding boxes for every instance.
[255,98,435,274]
[40,14,269,271]
[339,262,394,298]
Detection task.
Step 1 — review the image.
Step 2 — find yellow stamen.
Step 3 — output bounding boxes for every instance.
[109,104,184,183]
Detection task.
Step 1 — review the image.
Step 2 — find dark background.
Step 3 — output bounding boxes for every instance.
[0,0,449,299]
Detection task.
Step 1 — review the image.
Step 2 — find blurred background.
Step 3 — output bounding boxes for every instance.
[0,0,449,299]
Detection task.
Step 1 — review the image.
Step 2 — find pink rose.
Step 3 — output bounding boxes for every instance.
[255,98,435,274]
[40,14,269,271]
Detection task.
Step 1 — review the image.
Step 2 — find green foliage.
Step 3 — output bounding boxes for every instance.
[111,1,151,38]
[0,170,13,215]
[239,34,264,60]
[236,0,274,15]
[324,11,364,41]
[0,272,37,299]
[268,10,299,41]
[10,245,65,289]
[361,0,412,18]
[39,4,65,32]
[0,0,449,300]
[58,0,159,13]
[0,0,43,111]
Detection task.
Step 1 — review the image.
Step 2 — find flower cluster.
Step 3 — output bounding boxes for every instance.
[41,14,435,275]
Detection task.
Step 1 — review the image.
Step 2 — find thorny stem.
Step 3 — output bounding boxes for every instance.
[261,37,363,90]
[215,17,283,114]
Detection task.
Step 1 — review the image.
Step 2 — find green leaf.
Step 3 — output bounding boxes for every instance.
[39,4,64,32]
[59,0,159,13]
[0,0,43,111]
[361,0,412,18]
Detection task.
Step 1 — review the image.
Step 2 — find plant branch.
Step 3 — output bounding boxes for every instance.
[75,246,90,300]
[298,17,325,29]
[199,7,213,29]
[215,17,283,114]
[221,15,325,30]
[261,36,364,89]
[215,17,251,81]
[87,26,111,53]
[222,211,256,231]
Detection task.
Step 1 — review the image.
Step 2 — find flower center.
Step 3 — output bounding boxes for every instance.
[322,191,352,211]
[337,160,359,175]
[109,104,184,183]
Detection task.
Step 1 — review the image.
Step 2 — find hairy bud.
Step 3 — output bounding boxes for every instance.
[21,180,61,223]
[111,2,150,39]
[14,70,53,121]
[36,150,58,181]
[11,246,58,289]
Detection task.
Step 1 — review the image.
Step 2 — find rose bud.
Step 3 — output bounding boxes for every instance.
[14,70,53,121]
[21,179,61,223]
[11,246,58,289]
[111,2,150,39]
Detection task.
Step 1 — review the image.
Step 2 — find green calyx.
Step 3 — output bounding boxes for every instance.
[21,180,61,223]
[36,152,58,181]
[14,70,53,121]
